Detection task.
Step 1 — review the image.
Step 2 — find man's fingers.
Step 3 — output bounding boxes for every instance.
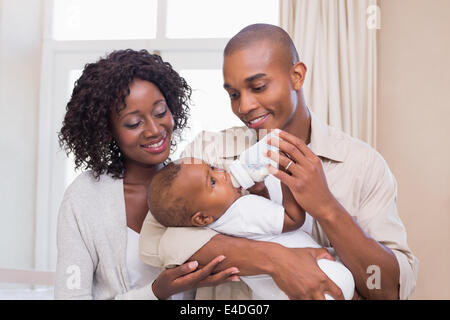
[311,291,326,300]
[268,136,308,167]
[266,150,301,176]
[275,129,317,160]
[310,248,335,261]
[317,251,335,261]
[324,282,345,300]
[267,164,296,187]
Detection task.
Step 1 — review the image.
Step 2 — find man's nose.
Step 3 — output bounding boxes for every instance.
[238,92,258,115]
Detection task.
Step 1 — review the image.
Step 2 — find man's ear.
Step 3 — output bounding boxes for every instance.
[290,62,307,91]
[191,211,214,227]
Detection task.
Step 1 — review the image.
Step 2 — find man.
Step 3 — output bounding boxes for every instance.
[140,24,418,299]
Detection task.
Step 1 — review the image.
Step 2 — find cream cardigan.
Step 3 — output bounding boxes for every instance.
[54,171,157,300]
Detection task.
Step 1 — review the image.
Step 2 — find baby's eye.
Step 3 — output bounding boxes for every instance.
[211,177,216,187]
[210,165,216,171]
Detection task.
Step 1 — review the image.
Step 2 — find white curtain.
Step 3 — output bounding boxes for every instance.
[280,0,377,147]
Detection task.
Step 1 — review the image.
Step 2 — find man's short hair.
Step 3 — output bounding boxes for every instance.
[224,23,300,65]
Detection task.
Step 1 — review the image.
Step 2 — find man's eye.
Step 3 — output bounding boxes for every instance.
[211,177,216,186]
[253,85,266,92]
[229,92,239,100]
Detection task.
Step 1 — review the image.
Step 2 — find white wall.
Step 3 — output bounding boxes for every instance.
[377,0,450,299]
[0,0,43,277]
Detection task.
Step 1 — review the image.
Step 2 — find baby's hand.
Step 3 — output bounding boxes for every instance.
[282,183,306,232]
[247,181,270,199]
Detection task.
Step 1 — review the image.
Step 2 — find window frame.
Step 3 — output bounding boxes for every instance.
[36,0,278,270]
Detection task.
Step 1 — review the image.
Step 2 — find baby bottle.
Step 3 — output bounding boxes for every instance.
[228,131,279,189]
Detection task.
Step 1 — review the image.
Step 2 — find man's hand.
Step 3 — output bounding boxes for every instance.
[270,246,344,300]
[266,129,338,220]
[189,235,346,300]
[267,129,401,300]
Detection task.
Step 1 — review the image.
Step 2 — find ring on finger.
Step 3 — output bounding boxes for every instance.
[285,160,294,171]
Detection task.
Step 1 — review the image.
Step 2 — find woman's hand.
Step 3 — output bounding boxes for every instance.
[151,255,240,300]
[266,129,338,220]
[270,246,344,300]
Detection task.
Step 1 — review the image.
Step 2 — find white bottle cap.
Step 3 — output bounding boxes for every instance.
[228,160,255,189]
[229,173,240,188]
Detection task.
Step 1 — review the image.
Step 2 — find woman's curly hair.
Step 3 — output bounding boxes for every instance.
[58,49,191,179]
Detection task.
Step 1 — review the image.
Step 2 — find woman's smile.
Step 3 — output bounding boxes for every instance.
[141,132,169,154]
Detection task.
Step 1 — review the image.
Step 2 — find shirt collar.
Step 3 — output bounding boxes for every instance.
[309,109,345,163]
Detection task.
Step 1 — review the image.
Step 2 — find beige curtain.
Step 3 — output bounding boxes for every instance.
[280,0,377,147]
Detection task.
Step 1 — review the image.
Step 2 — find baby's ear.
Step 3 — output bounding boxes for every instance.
[191,211,214,227]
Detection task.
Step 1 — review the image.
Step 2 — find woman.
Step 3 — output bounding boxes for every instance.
[55,49,239,299]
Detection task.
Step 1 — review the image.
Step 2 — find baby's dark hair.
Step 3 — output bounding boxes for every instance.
[148,161,193,227]
[58,49,191,179]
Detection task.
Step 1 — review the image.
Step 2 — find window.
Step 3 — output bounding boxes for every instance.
[37,0,280,270]
[166,0,279,39]
[52,0,158,40]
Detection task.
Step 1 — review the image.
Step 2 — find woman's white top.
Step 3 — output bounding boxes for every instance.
[126,227,161,290]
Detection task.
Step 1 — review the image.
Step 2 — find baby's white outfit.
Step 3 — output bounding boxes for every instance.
[208,175,355,300]
[209,194,285,239]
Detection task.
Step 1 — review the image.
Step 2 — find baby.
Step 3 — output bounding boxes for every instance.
[148,157,355,300]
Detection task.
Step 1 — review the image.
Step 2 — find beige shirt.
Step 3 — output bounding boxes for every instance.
[139,111,419,300]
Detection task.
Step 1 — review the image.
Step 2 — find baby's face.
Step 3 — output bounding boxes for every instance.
[175,158,241,220]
